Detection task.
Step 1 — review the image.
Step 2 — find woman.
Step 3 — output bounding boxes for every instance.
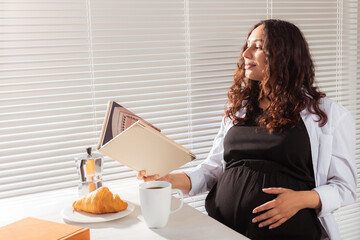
[138,19,357,240]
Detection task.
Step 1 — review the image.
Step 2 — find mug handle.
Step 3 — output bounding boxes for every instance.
[170,189,183,214]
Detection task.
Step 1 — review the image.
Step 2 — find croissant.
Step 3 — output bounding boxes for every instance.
[72,186,128,214]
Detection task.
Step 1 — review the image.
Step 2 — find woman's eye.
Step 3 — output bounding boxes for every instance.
[255,46,263,50]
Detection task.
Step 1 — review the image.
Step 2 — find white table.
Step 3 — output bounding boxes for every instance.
[0,179,248,240]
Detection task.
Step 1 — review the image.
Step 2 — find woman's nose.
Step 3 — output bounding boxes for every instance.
[242,47,252,59]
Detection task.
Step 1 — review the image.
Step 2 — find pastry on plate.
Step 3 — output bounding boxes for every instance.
[72,186,128,214]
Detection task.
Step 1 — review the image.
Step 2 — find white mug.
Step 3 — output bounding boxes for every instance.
[139,181,184,228]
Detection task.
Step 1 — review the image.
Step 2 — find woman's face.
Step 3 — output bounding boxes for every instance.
[242,25,268,81]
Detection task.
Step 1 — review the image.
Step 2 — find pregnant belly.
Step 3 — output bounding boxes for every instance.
[205,165,276,229]
[205,163,321,239]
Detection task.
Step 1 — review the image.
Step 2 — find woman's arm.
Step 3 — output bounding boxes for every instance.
[312,110,357,217]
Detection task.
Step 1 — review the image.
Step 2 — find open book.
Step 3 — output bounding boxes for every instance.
[97,101,196,177]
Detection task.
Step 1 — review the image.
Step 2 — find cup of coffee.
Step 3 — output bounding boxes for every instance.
[139,181,184,228]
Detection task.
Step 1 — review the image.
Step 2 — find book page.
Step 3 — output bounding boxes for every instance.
[101,101,160,147]
[111,105,141,137]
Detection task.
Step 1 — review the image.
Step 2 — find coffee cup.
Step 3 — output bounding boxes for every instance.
[139,181,183,228]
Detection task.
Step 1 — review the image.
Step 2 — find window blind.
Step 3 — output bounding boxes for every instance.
[0,0,359,239]
[0,0,95,196]
[87,0,194,182]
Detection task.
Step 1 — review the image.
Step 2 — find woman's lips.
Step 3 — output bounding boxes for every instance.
[245,64,256,70]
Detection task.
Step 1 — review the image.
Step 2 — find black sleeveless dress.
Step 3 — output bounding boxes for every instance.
[205,110,322,240]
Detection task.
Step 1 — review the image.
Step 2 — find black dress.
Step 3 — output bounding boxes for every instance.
[205,109,322,240]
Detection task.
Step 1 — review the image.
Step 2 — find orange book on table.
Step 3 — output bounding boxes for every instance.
[0,217,90,240]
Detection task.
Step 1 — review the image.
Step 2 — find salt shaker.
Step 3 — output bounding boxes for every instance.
[75,147,103,197]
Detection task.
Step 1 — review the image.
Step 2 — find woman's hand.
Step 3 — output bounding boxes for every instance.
[137,171,192,193]
[251,188,321,229]
[137,170,170,182]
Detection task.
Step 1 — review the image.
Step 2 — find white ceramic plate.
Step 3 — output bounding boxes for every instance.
[61,202,135,223]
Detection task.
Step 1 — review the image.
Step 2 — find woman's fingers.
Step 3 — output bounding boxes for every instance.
[252,208,277,224]
[143,174,160,182]
[254,209,280,227]
[262,187,286,194]
[137,170,146,180]
[269,218,287,229]
[253,199,276,214]
[252,208,287,229]
[137,170,162,182]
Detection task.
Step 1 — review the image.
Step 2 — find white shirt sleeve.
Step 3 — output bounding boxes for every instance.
[314,111,357,217]
[183,117,230,196]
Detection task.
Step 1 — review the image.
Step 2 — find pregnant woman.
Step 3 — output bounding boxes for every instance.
[138,19,357,240]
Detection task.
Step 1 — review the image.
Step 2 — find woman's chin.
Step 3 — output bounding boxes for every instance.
[245,75,262,81]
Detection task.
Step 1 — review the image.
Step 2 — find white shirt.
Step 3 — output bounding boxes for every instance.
[184,97,357,240]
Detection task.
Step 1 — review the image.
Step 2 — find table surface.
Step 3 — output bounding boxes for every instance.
[0,179,248,240]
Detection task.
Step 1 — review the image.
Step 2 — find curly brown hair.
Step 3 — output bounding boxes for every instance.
[226,19,327,133]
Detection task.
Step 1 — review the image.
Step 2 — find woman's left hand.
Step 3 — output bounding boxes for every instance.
[251,188,306,229]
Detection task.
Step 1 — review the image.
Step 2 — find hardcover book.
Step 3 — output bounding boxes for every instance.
[97,101,196,177]
[0,217,89,240]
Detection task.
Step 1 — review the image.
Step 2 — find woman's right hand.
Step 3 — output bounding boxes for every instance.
[137,170,170,182]
[137,170,191,193]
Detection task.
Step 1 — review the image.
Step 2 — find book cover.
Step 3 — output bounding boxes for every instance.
[97,101,196,177]
[0,217,90,240]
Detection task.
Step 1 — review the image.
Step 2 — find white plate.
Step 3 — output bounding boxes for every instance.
[61,202,135,223]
